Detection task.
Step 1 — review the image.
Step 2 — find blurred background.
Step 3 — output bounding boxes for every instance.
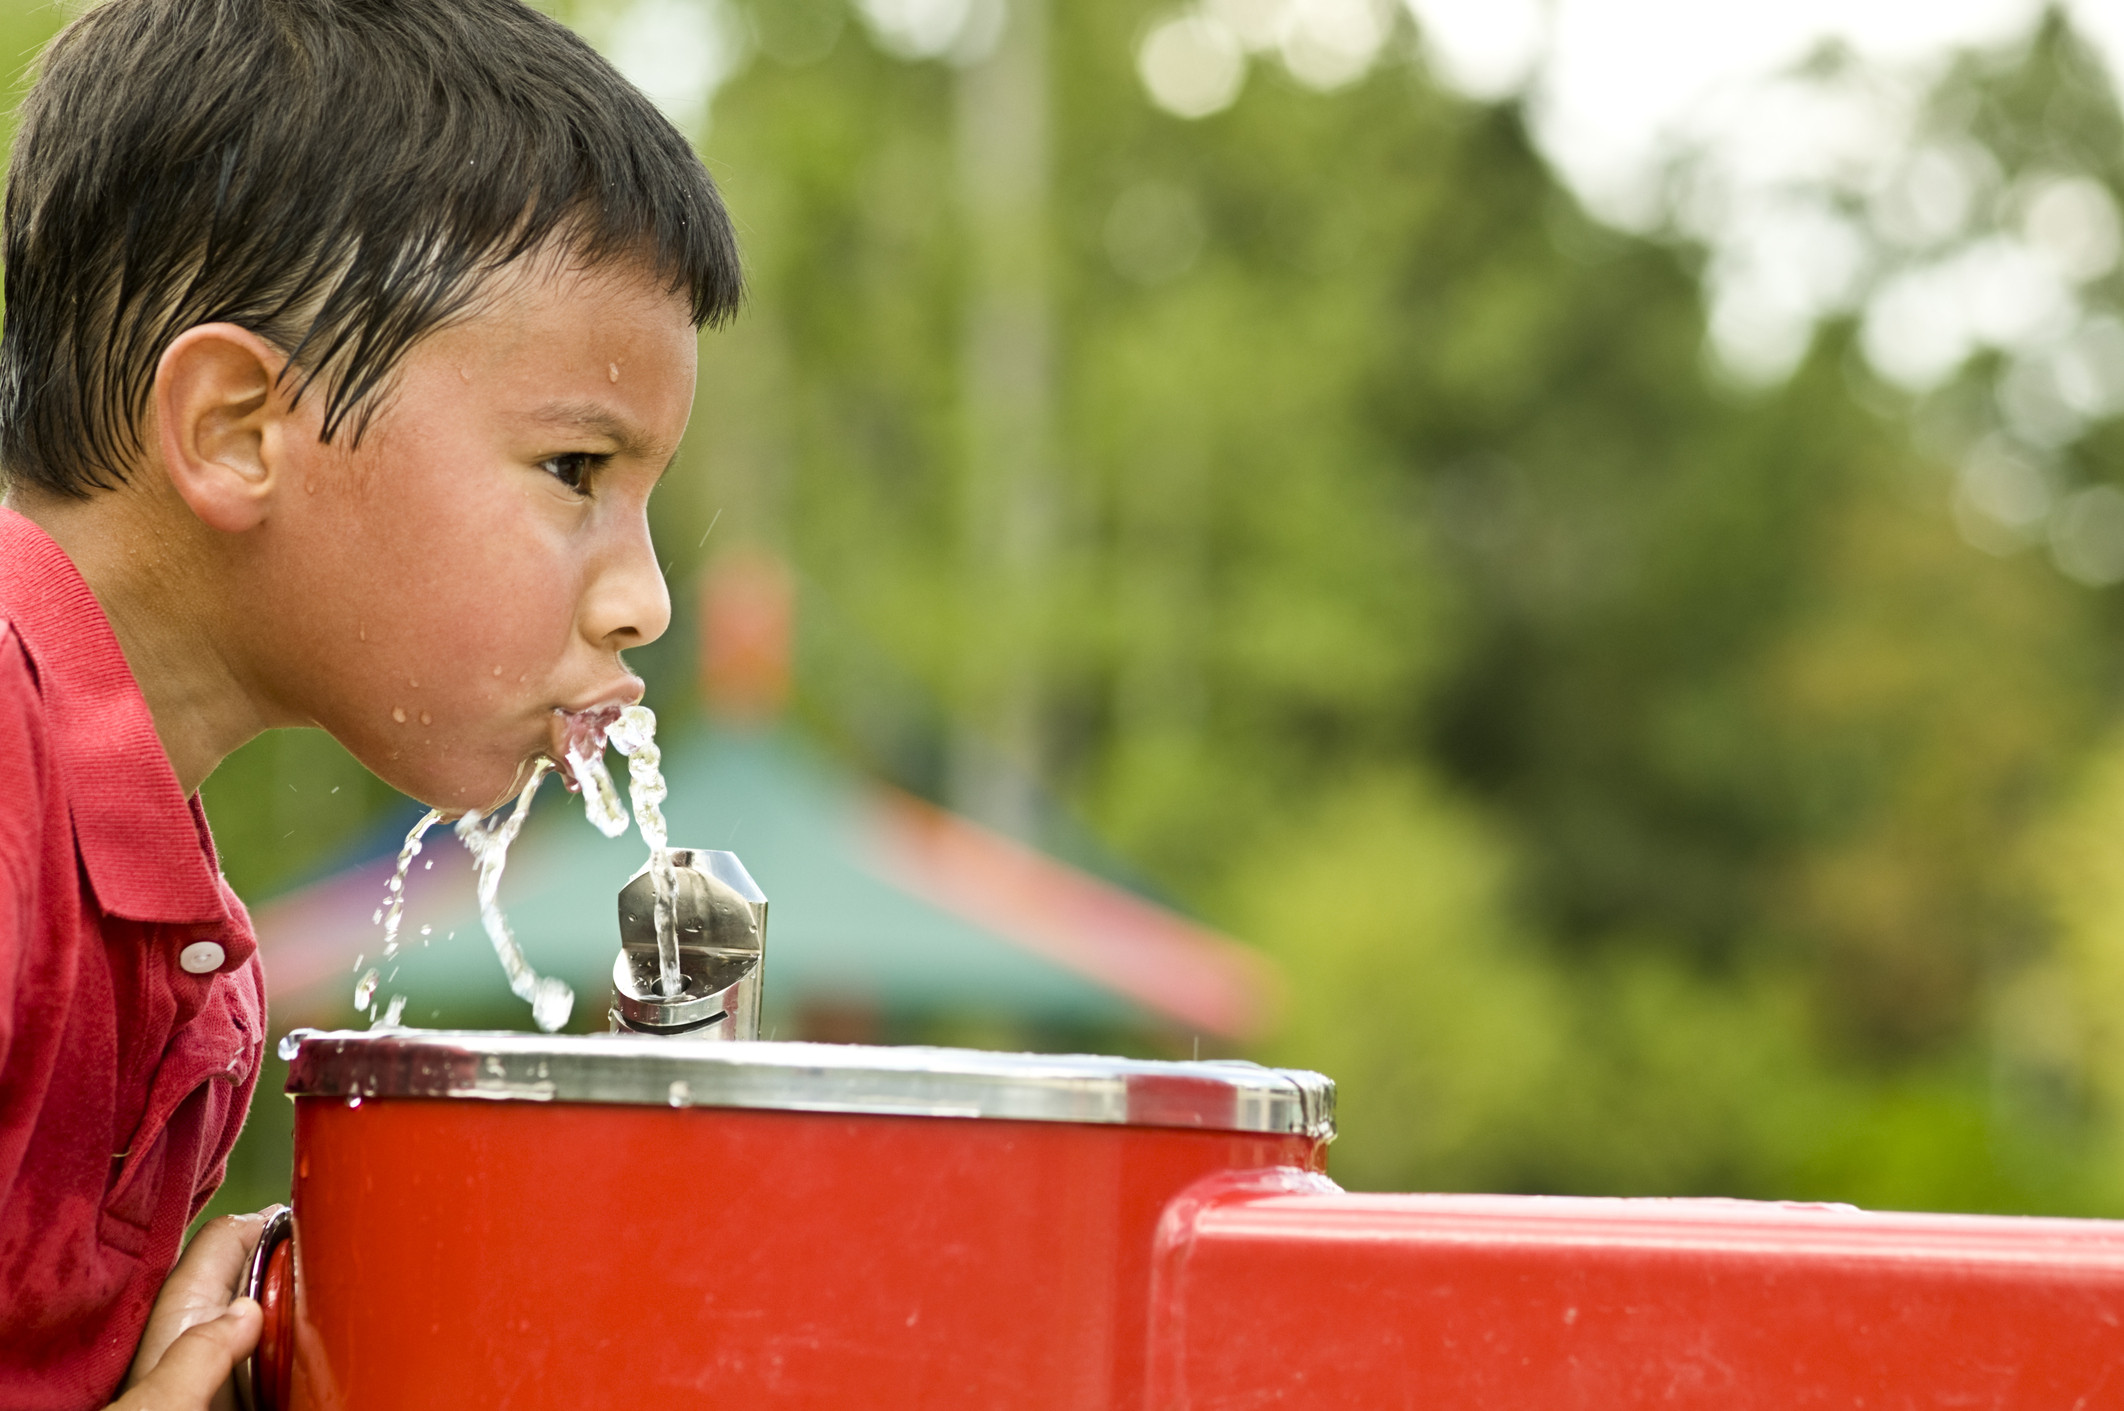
[17,0,2124,1218]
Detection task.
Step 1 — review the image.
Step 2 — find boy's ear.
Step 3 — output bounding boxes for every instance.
[152,324,291,534]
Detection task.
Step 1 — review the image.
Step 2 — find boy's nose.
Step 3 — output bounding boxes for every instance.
[584,527,672,651]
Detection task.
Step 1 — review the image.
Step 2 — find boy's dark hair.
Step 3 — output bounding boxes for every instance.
[0,0,742,497]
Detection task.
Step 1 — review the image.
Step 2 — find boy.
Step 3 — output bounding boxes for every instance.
[0,0,740,1404]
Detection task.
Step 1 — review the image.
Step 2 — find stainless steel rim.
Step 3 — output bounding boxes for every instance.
[281,1030,1335,1139]
[233,1204,291,1411]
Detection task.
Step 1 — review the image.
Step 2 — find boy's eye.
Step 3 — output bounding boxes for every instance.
[540,452,601,492]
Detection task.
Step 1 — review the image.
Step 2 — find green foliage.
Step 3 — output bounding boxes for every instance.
[688,1,2124,1212]
[28,0,2124,1222]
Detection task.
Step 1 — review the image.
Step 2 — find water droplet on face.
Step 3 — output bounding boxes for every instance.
[392,707,406,724]
[608,362,620,383]
[492,665,504,676]
[419,711,432,726]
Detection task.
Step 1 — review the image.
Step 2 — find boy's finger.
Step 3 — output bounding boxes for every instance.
[112,1298,262,1411]
[128,1212,273,1385]
[176,1212,268,1295]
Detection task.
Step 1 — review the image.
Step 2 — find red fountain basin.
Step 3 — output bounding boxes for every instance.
[270,1030,2124,1410]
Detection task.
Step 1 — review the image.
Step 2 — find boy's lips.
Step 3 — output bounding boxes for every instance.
[546,681,644,764]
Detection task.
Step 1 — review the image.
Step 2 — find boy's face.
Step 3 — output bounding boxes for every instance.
[242,253,694,814]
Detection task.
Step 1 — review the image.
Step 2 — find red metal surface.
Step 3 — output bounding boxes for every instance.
[1149,1176,2124,1408]
[255,1235,295,1411]
[287,1095,1323,1411]
[287,1093,2124,1409]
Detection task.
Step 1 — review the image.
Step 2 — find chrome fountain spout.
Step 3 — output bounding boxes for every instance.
[608,850,766,1039]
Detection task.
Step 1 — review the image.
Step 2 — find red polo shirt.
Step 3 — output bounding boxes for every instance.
[0,508,265,1409]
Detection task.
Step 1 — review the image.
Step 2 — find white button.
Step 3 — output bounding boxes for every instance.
[178,941,226,974]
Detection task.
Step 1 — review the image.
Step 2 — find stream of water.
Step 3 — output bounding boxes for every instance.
[361,704,677,1031]
[454,759,574,1032]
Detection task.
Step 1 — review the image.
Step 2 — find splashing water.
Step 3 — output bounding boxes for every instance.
[556,703,682,998]
[560,703,629,836]
[379,809,442,961]
[605,706,681,998]
[455,760,574,1032]
[564,741,629,837]
[359,806,440,1026]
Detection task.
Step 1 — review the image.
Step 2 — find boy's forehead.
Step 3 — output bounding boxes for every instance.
[476,245,686,329]
[430,255,695,393]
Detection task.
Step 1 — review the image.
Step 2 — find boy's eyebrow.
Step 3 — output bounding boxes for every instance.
[525,400,660,460]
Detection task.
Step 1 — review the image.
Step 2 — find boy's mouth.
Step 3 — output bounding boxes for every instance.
[547,689,641,788]
[555,704,623,769]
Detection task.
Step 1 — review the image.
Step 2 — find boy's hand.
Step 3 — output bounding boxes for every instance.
[116,1211,271,1411]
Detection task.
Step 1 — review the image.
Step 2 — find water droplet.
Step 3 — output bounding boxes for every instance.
[277,1032,303,1061]
[667,1079,692,1108]
[419,711,432,726]
[424,859,433,870]
[608,362,620,383]
[346,1095,362,1109]
[352,952,365,973]
[353,967,379,1010]
[419,925,432,936]
[392,707,406,724]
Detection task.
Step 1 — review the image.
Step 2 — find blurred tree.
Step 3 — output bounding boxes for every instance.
[0,0,2112,1217]
[680,0,2124,1209]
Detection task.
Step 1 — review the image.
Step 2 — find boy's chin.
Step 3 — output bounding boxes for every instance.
[355,749,552,820]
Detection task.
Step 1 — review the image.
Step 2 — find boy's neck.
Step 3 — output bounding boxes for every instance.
[5,479,270,797]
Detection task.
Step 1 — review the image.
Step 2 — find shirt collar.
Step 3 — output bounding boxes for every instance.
[0,506,233,925]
